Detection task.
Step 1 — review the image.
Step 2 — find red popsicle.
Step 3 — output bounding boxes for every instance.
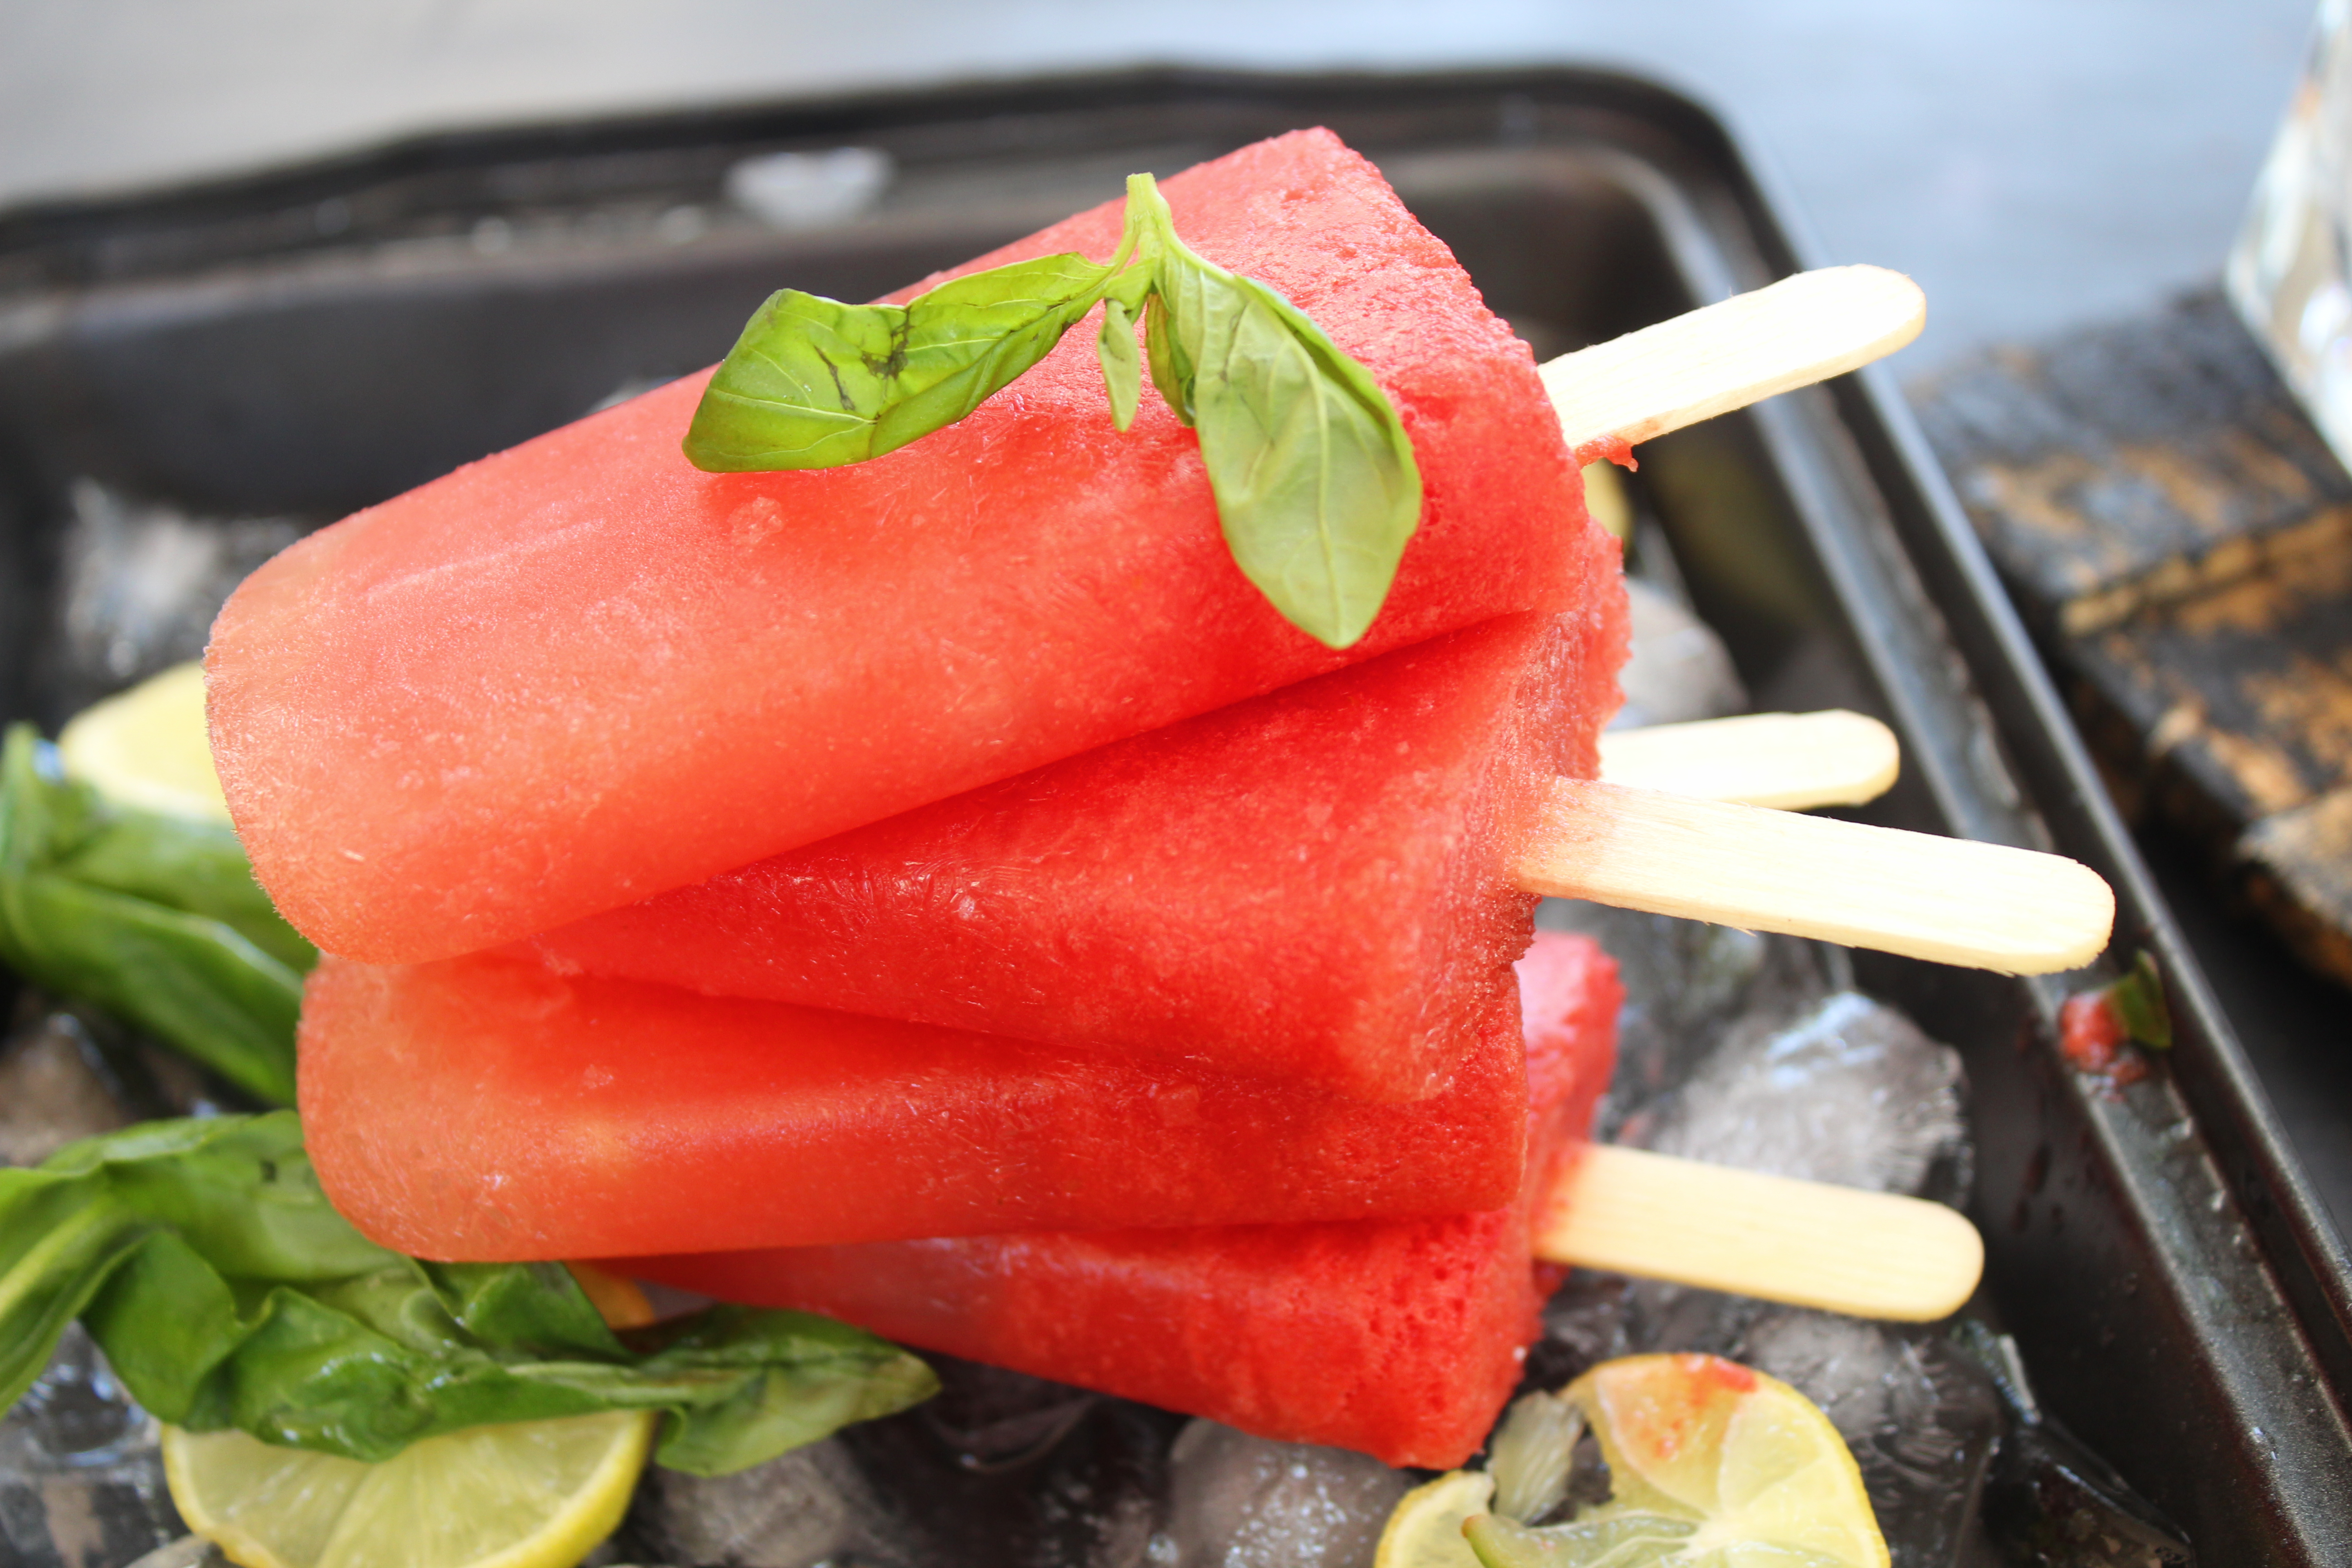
[522,608,1611,1103]
[299,948,1532,1261]
[208,129,1609,965]
[626,929,1619,1470]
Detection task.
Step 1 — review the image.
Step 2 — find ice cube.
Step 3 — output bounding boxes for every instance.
[0,1009,131,1167]
[821,1361,1182,1567]
[1609,578,1749,731]
[724,148,894,231]
[919,1357,1099,1473]
[619,1437,903,1568]
[0,1326,180,1568]
[48,480,304,719]
[121,1542,230,1568]
[1533,902,1770,1137]
[1734,1311,2002,1568]
[1643,990,1972,1202]
[1156,1421,1410,1568]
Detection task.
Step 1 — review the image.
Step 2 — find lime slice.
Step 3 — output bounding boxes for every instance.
[1377,1469,1495,1568]
[56,661,230,822]
[162,1410,654,1568]
[1463,1353,1886,1568]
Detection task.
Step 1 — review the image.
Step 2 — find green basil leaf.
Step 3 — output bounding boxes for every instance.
[58,810,314,972]
[683,252,1117,470]
[4,1114,935,1474]
[1098,297,1143,431]
[618,1304,942,1477]
[2110,950,2172,1050]
[1131,174,1423,651]
[0,1171,155,1411]
[680,170,1423,649]
[1142,290,1196,426]
[0,725,305,1105]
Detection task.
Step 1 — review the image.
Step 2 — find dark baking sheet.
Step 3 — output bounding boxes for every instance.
[2,65,2348,1564]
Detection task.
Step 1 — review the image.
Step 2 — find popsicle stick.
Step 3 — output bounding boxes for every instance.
[1517,779,2114,974]
[1597,710,1900,810]
[1538,1143,1983,1322]
[1541,265,1926,456]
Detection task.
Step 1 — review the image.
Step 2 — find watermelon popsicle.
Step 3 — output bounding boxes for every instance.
[297,947,1533,1260]
[520,609,1603,1103]
[624,928,1620,1470]
[207,129,1611,966]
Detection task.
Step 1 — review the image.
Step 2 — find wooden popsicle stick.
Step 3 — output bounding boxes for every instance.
[1538,1143,1983,1322]
[1518,779,2114,974]
[1597,710,1900,810]
[1541,265,1926,456]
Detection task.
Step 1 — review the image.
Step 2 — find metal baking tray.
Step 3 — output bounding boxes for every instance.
[2,65,2347,1564]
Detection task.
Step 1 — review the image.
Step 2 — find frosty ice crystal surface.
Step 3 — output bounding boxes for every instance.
[1610,578,1749,731]
[621,1438,903,1568]
[0,1009,131,1167]
[1154,1421,1410,1568]
[1645,990,1972,1202]
[0,1327,179,1568]
[1738,1312,2001,1568]
[47,480,304,720]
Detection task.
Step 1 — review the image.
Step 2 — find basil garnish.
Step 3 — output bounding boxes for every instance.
[683,174,1423,649]
[0,1114,936,1475]
[683,251,1130,470]
[0,724,309,1105]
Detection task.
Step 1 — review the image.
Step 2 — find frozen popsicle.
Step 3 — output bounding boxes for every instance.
[523,609,1596,1103]
[208,129,1612,966]
[622,928,1620,1470]
[299,945,1536,1261]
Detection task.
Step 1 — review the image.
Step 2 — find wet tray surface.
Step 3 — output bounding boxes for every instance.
[1,66,2349,1566]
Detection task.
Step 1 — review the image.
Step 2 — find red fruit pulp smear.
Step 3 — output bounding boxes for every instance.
[625,930,1622,1470]
[2058,992,2125,1073]
[1572,433,1639,471]
[298,952,1532,1262]
[524,611,1598,1103]
[207,128,1617,964]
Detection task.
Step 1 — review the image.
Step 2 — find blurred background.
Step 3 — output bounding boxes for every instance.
[0,0,2315,371]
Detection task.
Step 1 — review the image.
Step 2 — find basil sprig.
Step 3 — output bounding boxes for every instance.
[0,724,308,1105]
[683,174,1423,649]
[0,1114,936,1475]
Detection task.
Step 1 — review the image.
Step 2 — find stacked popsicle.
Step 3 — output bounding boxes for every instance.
[211,130,2041,1467]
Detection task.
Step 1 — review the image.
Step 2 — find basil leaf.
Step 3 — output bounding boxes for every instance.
[1143,291,1196,427]
[1098,297,1143,432]
[683,252,1117,470]
[681,170,1423,648]
[2111,950,2172,1050]
[0,725,308,1104]
[0,1172,155,1407]
[1130,176,1423,650]
[4,1114,936,1475]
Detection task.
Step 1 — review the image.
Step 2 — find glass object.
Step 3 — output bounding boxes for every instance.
[2230,0,2352,464]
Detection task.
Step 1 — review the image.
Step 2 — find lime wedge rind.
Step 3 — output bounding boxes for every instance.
[164,1409,654,1568]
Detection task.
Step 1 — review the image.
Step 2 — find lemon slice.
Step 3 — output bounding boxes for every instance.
[1376,1468,1496,1568]
[57,661,231,822]
[1463,1353,1886,1568]
[162,1409,655,1568]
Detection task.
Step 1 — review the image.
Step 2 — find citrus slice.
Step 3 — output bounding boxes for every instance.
[1463,1353,1886,1568]
[1377,1468,1495,1568]
[161,1409,654,1568]
[56,661,231,822]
